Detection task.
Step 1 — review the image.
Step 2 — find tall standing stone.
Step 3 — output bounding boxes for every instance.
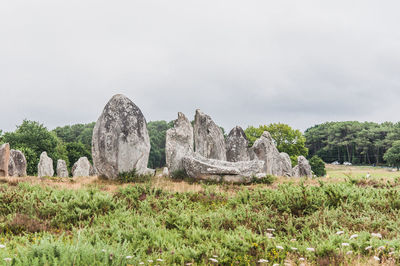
[57,160,69,178]
[193,109,226,161]
[0,143,10,177]
[38,152,54,177]
[252,131,283,176]
[8,150,27,177]
[292,156,312,178]
[226,126,250,162]
[72,157,93,177]
[165,112,194,172]
[279,152,293,177]
[92,94,151,179]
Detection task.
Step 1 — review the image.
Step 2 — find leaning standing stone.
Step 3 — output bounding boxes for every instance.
[57,159,69,178]
[193,109,226,161]
[92,94,152,179]
[0,143,10,177]
[37,152,54,177]
[8,149,27,177]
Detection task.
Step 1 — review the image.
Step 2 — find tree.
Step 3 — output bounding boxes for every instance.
[245,123,308,165]
[147,120,174,169]
[2,120,68,175]
[309,156,326,177]
[66,142,92,171]
[384,141,400,170]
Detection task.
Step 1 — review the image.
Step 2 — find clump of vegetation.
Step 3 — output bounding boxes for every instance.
[309,155,326,177]
[252,174,276,184]
[117,169,152,183]
[170,169,190,181]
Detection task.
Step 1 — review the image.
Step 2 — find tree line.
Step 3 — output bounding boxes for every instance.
[304,121,400,165]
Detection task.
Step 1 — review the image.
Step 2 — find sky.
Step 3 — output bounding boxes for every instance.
[1,0,399,133]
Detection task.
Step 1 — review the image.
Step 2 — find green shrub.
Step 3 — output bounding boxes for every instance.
[252,174,276,184]
[309,155,326,177]
[117,169,151,183]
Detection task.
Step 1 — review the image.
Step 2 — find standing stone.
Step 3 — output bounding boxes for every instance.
[162,167,169,177]
[252,131,283,176]
[72,157,92,177]
[92,94,152,179]
[279,152,293,177]
[226,126,250,162]
[193,109,226,161]
[292,156,312,178]
[57,160,69,178]
[165,112,194,172]
[38,152,54,177]
[0,143,10,177]
[8,150,27,177]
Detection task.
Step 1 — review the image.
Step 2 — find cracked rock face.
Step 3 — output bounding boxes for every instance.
[292,156,312,178]
[165,112,194,173]
[182,153,264,183]
[193,109,226,161]
[72,157,94,177]
[92,94,151,179]
[38,152,54,177]
[57,159,69,178]
[8,149,27,177]
[0,143,10,177]
[226,126,250,162]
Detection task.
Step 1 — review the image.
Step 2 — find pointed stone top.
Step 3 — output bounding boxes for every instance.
[228,126,247,139]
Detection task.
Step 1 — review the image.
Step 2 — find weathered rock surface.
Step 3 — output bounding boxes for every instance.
[194,109,226,161]
[92,94,151,179]
[8,150,27,177]
[166,112,194,172]
[182,153,264,183]
[279,152,293,177]
[38,152,54,177]
[0,143,10,177]
[252,131,283,176]
[292,156,312,178]
[162,167,169,177]
[226,126,250,162]
[72,157,94,177]
[57,160,69,178]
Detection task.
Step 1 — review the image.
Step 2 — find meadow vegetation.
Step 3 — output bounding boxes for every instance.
[0,165,399,265]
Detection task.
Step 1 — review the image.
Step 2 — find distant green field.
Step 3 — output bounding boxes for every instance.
[0,172,399,265]
[326,164,400,179]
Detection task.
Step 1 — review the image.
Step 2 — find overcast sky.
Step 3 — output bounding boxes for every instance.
[1,0,399,133]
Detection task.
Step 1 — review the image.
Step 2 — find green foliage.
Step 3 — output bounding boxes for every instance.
[251,174,276,184]
[245,123,308,165]
[147,120,174,169]
[65,142,92,171]
[13,146,37,176]
[309,155,326,177]
[170,169,189,180]
[305,121,400,165]
[1,180,400,265]
[117,169,152,183]
[384,140,400,169]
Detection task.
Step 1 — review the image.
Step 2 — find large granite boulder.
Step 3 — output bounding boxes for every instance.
[226,126,250,162]
[165,112,194,172]
[252,131,284,176]
[292,156,312,178]
[279,152,293,177]
[194,109,226,161]
[57,159,69,178]
[92,94,152,179]
[8,150,27,177]
[0,143,10,177]
[182,153,264,183]
[38,152,54,177]
[72,157,93,177]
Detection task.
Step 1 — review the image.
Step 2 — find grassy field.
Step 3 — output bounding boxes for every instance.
[0,166,399,265]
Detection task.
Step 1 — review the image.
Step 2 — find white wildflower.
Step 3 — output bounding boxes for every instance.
[377,246,385,250]
[212,255,218,258]
[125,256,133,259]
[290,239,297,242]
[373,256,380,261]
[148,259,153,263]
[3,258,11,262]
[101,249,106,252]
[267,228,275,232]
[365,246,372,250]
[209,258,218,263]
[389,252,395,255]
[291,247,298,251]
[258,259,269,263]
[276,245,284,250]
[0,245,5,249]
[346,251,353,255]
[139,263,144,265]
[299,257,305,261]
[157,259,164,262]
[349,234,358,239]
[371,233,382,238]
[342,243,350,247]
[336,231,344,235]
[273,264,280,266]
[307,248,315,252]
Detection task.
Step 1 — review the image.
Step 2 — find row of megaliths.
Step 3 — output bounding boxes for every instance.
[92,94,312,182]
[0,143,27,177]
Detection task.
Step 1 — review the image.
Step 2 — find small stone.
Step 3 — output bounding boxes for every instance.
[57,159,69,177]
[37,152,54,177]
[72,157,93,177]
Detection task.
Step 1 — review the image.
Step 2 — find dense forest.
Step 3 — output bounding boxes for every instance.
[305,121,400,165]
